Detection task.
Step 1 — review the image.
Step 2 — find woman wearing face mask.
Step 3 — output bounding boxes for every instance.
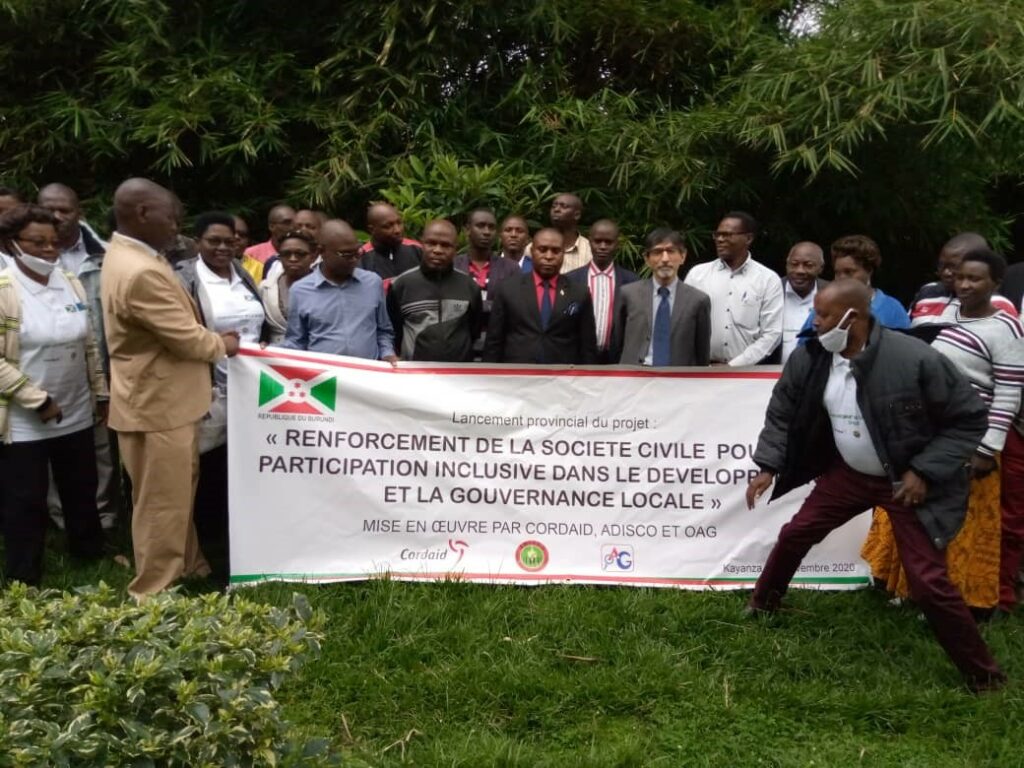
[862,248,1024,617]
[259,230,318,346]
[798,236,909,340]
[0,205,107,585]
[176,211,269,581]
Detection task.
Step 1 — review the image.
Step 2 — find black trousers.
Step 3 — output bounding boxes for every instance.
[2,426,103,585]
[194,445,229,581]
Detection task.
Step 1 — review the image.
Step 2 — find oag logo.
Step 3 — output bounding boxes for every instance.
[601,545,634,572]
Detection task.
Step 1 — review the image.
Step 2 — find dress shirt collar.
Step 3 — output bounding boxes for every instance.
[651,277,679,296]
[196,257,239,285]
[589,261,615,277]
[714,252,752,273]
[533,271,557,288]
[785,280,816,303]
[112,231,159,258]
[314,265,362,287]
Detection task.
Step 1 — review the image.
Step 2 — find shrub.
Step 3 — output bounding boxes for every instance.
[0,582,336,767]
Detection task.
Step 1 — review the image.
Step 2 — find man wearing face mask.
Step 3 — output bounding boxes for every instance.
[745,279,1005,692]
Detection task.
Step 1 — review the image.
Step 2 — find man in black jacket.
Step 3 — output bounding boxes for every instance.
[746,279,1004,691]
[483,228,598,365]
[387,219,482,362]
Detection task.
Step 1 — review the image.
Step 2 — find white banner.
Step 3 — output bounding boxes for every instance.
[228,345,870,589]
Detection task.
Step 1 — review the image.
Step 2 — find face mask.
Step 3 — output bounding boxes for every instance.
[13,243,57,277]
[818,308,855,353]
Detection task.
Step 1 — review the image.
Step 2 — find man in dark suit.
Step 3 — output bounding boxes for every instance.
[566,219,638,364]
[613,228,711,366]
[484,228,598,365]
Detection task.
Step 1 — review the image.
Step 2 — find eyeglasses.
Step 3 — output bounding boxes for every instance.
[326,250,361,261]
[647,246,683,257]
[17,237,60,251]
[712,231,750,240]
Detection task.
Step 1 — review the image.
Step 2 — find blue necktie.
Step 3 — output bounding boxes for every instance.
[652,286,671,366]
[540,279,553,329]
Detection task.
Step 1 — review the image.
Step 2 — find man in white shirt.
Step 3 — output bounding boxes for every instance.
[37,183,120,531]
[684,211,783,366]
[780,241,825,363]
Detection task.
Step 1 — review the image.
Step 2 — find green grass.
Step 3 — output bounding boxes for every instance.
[26,530,1024,767]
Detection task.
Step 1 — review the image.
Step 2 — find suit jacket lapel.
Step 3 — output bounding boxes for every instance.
[550,276,572,327]
[670,280,686,326]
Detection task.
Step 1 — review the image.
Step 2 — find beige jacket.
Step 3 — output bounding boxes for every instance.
[101,233,226,432]
[0,266,109,443]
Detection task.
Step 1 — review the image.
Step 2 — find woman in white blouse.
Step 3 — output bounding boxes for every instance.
[0,205,107,585]
[176,211,268,581]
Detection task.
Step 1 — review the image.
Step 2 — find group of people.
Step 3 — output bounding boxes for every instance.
[1,177,1023,692]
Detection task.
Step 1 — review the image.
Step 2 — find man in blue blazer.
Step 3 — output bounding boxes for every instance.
[484,229,598,365]
[566,219,638,364]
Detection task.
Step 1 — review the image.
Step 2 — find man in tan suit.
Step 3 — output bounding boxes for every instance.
[102,178,240,598]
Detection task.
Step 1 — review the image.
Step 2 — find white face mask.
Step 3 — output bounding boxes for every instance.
[818,308,855,353]
[13,243,58,278]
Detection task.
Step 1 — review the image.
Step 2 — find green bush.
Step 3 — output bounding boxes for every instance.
[0,582,337,768]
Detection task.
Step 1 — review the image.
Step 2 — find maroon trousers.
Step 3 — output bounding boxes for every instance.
[752,460,1003,686]
[999,428,1024,611]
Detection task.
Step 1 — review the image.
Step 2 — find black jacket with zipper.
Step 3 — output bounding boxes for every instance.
[753,321,987,549]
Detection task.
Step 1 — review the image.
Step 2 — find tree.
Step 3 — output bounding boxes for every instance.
[1,0,1022,295]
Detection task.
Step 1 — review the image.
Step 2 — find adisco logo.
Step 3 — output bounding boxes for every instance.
[601,544,634,572]
[515,540,549,572]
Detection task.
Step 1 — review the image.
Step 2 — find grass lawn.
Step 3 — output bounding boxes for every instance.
[30,530,1024,768]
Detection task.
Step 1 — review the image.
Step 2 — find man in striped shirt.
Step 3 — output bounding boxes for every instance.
[566,220,637,364]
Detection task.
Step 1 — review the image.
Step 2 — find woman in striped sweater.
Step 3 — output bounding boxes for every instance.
[862,248,1024,614]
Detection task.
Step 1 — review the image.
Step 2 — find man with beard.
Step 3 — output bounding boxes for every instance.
[613,228,710,366]
[388,220,482,362]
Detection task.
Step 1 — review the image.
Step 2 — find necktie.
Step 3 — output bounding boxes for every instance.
[540,279,553,329]
[653,286,671,366]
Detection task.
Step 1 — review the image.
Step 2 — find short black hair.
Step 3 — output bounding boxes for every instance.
[961,247,1007,283]
[193,211,236,239]
[644,227,686,252]
[278,230,317,249]
[0,186,22,200]
[721,211,757,236]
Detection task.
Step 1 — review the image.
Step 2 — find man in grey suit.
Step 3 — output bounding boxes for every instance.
[613,228,711,366]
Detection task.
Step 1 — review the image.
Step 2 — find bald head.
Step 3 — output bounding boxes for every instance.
[366,203,404,248]
[320,218,357,242]
[319,219,361,282]
[937,232,989,289]
[818,278,871,314]
[113,178,179,251]
[812,278,872,355]
[38,183,82,247]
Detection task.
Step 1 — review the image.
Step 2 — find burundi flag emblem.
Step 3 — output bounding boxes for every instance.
[258,364,337,415]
